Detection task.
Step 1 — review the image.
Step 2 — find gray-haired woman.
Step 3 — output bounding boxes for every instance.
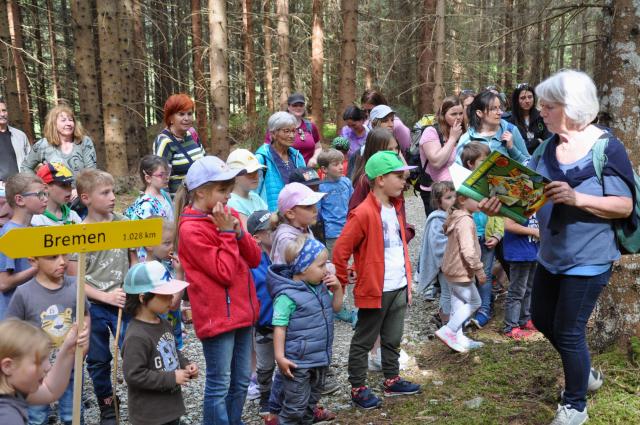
[255,111,306,211]
[481,70,635,425]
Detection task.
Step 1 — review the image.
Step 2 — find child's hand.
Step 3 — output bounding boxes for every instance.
[485,236,499,249]
[232,216,242,238]
[175,369,191,385]
[104,288,126,308]
[323,273,341,290]
[77,321,90,355]
[60,324,79,355]
[450,119,463,142]
[210,202,235,231]
[347,268,357,285]
[171,254,184,277]
[276,356,297,379]
[186,363,199,379]
[476,270,487,285]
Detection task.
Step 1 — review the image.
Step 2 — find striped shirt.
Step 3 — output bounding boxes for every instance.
[153,129,206,193]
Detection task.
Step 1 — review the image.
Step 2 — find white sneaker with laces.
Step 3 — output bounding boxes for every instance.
[435,326,467,353]
[550,404,588,425]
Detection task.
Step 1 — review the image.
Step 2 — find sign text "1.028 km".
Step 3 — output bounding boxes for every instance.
[0,218,163,258]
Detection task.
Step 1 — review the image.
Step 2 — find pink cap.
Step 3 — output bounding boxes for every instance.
[277,182,326,213]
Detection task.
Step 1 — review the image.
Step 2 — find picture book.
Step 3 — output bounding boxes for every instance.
[449,151,549,224]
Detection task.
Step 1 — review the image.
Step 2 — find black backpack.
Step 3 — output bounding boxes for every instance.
[407,121,445,192]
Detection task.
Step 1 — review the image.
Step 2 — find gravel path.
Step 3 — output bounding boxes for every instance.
[80,193,436,425]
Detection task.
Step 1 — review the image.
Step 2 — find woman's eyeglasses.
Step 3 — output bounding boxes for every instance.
[516,83,530,89]
[488,106,503,114]
[279,128,296,135]
[21,191,49,200]
[151,172,170,178]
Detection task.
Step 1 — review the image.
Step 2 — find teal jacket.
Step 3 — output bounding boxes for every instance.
[456,119,530,165]
[255,143,306,212]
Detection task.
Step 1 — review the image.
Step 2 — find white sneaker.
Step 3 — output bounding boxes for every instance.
[560,368,604,399]
[459,333,485,350]
[550,404,588,425]
[246,377,260,401]
[435,326,467,353]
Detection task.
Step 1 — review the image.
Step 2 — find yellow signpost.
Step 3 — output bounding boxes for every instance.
[0,218,163,425]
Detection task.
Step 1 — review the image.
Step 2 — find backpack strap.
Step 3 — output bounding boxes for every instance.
[303,119,312,134]
[591,138,610,184]
[162,129,196,165]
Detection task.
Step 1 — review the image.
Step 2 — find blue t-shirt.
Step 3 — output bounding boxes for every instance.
[503,216,539,262]
[319,177,354,238]
[532,153,632,275]
[252,251,273,328]
[0,221,31,319]
[472,212,488,238]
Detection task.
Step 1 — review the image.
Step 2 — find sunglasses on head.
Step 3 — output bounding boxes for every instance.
[516,83,530,90]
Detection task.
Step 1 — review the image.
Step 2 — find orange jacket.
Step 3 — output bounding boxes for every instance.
[332,192,412,308]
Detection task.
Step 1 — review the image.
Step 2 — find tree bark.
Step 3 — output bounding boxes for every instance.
[263,0,274,112]
[96,1,128,175]
[31,0,47,130]
[0,0,21,127]
[45,0,60,102]
[579,9,588,71]
[418,0,436,115]
[276,0,290,110]
[71,0,104,167]
[243,0,257,124]
[209,0,230,156]
[432,0,445,113]
[59,0,76,105]
[6,0,33,142]
[191,0,208,147]
[336,0,357,130]
[502,0,513,89]
[310,0,324,133]
[542,17,551,79]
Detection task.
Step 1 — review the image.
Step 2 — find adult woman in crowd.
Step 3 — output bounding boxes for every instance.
[459,89,476,118]
[153,93,206,193]
[481,70,634,424]
[21,104,96,178]
[504,83,551,154]
[418,96,465,216]
[360,89,411,152]
[265,93,321,167]
[456,90,530,164]
[339,105,368,158]
[256,111,306,211]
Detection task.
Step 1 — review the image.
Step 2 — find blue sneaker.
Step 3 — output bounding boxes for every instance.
[334,307,352,323]
[383,376,421,397]
[470,312,489,329]
[350,310,358,329]
[351,386,382,409]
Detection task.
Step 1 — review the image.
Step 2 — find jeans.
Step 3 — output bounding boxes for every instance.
[348,287,407,387]
[476,238,496,319]
[503,262,537,332]
[28,373,82,425]
[447,282,481,332]
[87,303,129,399]
[255,329,276,413]
[531,265,611,412]
[278,367,325,425]
[201,327,252,425]
[438,272,451,316]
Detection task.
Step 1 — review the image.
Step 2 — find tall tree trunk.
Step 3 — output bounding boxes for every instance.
[45,0,60,102]
[31,0,47,130]
[191,0,208,147]
[153,7,171,121]
[336,0,357,130]
[542,17,551,79]
[0,0,22,131]
[243,0,257,124]
[59,0,76,105]
[209,0,230,156]
[276,0,290,110]
[579,9,588,70]
[96,1,128,176]
[418,0,436,115]
[432,0,445,113]
[514,0,526,83]
[263,0,274,112]
[71,0,104,166]
[557,14,565,70]
[310,0,323,133]
[7,0,33,142]
[130,0,148,156]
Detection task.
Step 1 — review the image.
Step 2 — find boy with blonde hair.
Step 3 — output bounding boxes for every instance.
[0,173,47,319]
[318,149,353,254]
[67,168,137,425]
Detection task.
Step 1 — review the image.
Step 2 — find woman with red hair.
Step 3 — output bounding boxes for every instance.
[153,93,206,193]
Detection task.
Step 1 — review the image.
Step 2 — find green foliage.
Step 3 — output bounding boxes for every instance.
[322,123,337,142]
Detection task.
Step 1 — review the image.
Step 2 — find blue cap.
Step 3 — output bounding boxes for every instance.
[185,156,245,191]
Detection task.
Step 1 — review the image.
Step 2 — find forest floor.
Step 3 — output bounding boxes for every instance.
[80,191,640,425]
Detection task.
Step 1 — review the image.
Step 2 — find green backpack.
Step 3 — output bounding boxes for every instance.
[532,135,640,253]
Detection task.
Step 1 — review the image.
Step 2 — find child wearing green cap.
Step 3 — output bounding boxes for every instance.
[333,150,421,409]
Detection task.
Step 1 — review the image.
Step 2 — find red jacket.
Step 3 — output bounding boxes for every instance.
[178,206,261,339]
[333,192,412,309]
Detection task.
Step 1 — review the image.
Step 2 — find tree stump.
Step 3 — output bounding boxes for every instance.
[588,254,640,352]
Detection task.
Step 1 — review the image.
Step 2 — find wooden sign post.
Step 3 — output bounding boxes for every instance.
[0,218,163,425]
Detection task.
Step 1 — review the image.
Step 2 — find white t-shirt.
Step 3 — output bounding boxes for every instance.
[381,204,407,292]
[31,209,82,226]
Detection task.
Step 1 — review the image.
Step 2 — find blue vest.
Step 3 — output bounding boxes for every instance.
[267,264,334,368]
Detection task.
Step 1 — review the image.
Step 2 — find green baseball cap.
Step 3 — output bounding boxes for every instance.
[124,261,189,295]
[365,151,416,179]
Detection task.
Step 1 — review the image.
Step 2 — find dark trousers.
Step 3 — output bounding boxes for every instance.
[531,265,611,412]
[420,190,434,219]
[278,367,325,425]
[348,287,407,387]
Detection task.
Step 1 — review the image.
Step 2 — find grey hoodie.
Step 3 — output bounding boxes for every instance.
[0,393,28,425]
[441,209,483,283]
[270,223,314,264]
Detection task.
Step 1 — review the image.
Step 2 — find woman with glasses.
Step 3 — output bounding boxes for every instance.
[265,93,322,167]
[255,112,306,211]
[456,90,530,164]
[153,93,206,194]
[504,84,551,154]
[360,89,411,153]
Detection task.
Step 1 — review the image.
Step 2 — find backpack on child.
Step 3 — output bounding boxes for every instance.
[407,115,445,193]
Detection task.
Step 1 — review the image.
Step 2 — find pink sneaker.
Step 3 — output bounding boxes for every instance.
[505,327,534,341]
[435,326,468,353]
[520,320,537,332]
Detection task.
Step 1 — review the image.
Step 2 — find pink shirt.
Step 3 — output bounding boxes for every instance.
[419,126,454,190]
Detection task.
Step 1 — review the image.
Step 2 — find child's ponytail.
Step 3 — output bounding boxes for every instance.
[173,184,190,251]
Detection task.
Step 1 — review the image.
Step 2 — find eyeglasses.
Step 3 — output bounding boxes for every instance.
[459,89,475,96]
[488,106,503,113]
[516,83,530,89]
[21,191,49,200]
[279,128,296,135]
[485,85,498,91]
[151,172,170,178]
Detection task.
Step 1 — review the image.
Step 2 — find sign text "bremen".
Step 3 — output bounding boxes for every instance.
[44,232,106,248]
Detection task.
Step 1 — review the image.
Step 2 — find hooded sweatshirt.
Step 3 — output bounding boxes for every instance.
[417,209,448,296]
[178,205,262,339]
[270,223,314,265]
[441,209,483,283]
[0,393,28,425]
